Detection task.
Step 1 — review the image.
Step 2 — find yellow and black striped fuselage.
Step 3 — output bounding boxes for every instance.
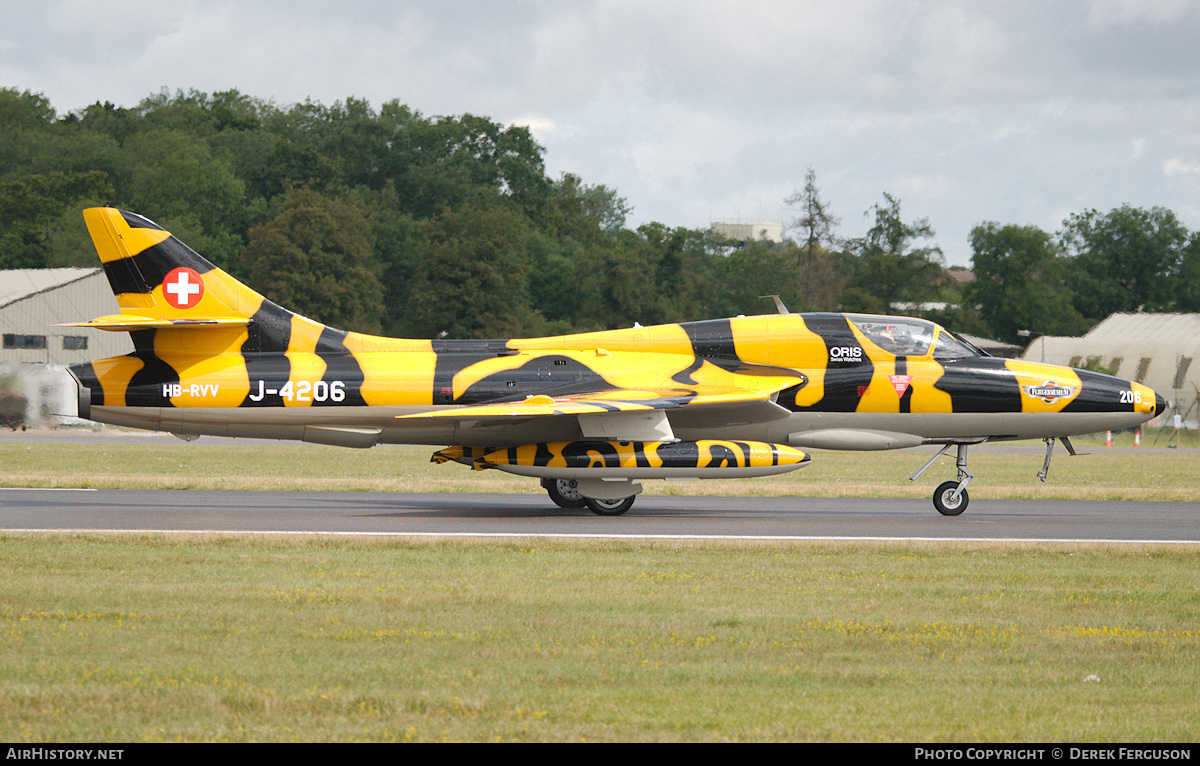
[72,311,1161,448]
[68,208,1163,459]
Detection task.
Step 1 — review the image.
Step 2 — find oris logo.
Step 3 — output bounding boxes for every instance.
[828,346,864,363]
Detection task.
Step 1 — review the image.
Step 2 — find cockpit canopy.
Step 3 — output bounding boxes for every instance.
[847,315,985,360]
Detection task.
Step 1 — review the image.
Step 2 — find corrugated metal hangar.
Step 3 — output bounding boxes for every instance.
[1,267,132,365]
[0,268,132,426]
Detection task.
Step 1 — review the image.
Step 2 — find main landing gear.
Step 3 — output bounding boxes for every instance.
[583,495,637,516]
[540,478,637,516]
[542,478,587,509]
[910,443,976,516]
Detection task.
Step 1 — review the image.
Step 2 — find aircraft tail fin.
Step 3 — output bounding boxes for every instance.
[71,208,295,351]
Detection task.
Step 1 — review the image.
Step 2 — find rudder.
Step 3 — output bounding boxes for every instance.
[85,208,249,319]
[73,208,297,352]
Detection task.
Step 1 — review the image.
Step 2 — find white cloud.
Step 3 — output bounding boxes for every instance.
[1164,158,1200,176]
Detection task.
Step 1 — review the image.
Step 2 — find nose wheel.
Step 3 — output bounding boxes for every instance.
[932,481,968,516]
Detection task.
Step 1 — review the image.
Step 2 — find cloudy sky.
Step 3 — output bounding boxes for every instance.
[5,0,1200,265]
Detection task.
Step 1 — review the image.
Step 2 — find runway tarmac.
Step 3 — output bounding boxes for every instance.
[2,487,1197,543]
[3,428,1197,542]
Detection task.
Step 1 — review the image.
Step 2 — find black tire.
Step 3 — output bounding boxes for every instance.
[545,478,587,509]
[585,495,636,516]
[933,481,968,516]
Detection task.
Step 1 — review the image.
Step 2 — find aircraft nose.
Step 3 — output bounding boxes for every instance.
[1156,391,1166,417]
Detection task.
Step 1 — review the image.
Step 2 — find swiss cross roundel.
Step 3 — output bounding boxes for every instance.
[162,267,204,310]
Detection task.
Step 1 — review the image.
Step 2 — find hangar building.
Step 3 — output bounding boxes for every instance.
[1,267,132,365]
[0,268,132,426]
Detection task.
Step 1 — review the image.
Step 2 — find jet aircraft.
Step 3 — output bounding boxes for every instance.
[65,208,1164,516]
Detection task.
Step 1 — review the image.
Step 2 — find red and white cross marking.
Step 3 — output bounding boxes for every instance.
[163,267,204,309]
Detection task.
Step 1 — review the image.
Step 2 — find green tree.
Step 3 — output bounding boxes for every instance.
[0,88,56,131]
[525,230,584,328]
[404,203,533,338]
[1059,205,1188,319]
[967,222,1089,344]
[784,167,845,311]
[588,223,729,326]
[315,96,397,190]
[136,88,222,138]
[389,114,550,219]
[72,100,141,147]
[1174,232,1200,312]
[570,229,666,331]
[243,189,384,333]
[786,167,839,254]
[0,171,113,268]
[243,140,337,202]
[542,172,630,242]
[0,87,803,339]
[716,239,805,317]
[355,183,422,336]
[123,128,247,268]
[844,193,943,313]
[837,286,883,314]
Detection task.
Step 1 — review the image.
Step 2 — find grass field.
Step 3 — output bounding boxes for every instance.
[1,534,1197,742]
[0,431,1198,741]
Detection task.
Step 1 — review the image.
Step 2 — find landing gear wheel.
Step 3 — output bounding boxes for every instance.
[544,478,587,509]
[584,495,636,516]
[933,481,968,516]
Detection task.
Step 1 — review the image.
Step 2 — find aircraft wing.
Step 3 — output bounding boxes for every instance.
[397,371,806,438]
[398,385,795,418]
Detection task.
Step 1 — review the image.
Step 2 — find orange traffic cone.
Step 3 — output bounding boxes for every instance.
[1134,428,1141,447]
[1105,431,1112,447]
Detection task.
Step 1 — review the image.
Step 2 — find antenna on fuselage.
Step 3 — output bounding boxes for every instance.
[761,295,790,315]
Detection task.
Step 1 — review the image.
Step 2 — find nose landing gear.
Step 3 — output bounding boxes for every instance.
[912,436,1080,516]
[911,442,977,516]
